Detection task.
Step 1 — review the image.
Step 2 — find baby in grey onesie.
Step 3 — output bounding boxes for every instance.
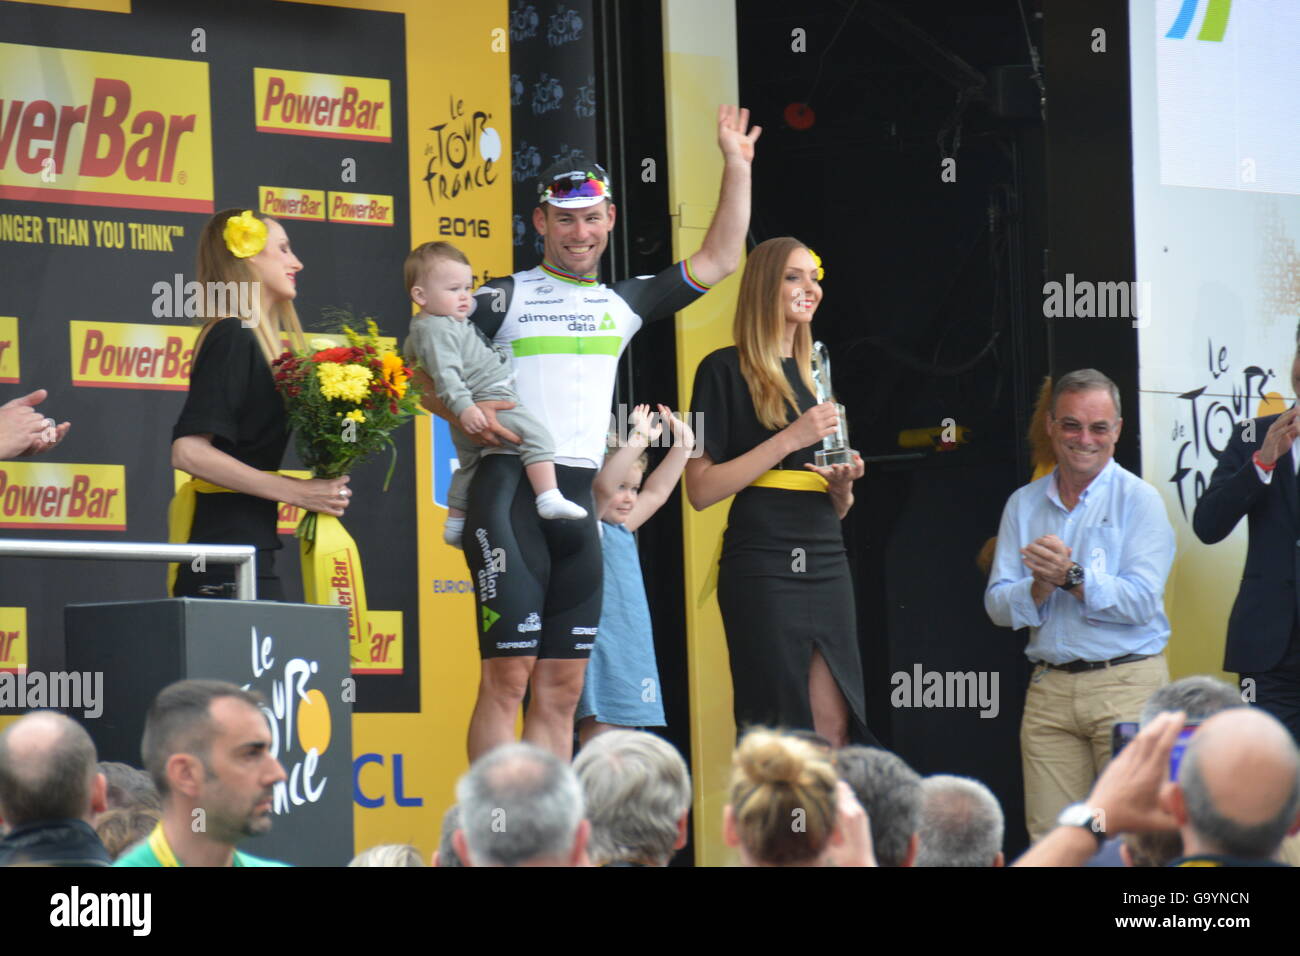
[403,242,586,548]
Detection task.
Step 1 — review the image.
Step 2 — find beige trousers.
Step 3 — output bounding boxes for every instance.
[1022,653,1169,843]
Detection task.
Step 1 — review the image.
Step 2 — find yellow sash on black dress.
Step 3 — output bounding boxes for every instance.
[697,468,829,606]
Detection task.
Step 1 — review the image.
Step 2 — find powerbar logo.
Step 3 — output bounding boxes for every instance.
[0,315,17,384]
[259,185,325,221]
[0,606,26,674]
[329,554,363,645]
[254,67,390,142]
[70,321,196,390]
[328,191,393,226]
[0,42,213,212]
[0,463,124,530]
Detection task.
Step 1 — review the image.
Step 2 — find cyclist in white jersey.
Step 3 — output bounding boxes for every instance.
[444,105,761,761]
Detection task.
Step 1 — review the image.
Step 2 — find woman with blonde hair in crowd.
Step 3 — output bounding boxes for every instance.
[169,209,353,599]
[724,727,874,866]
[686,236,872,747]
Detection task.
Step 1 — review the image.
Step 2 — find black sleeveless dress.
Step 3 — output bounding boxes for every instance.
[689,346,874,744]
[171,318,289,600]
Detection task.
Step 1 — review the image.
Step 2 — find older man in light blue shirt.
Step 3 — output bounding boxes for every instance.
[985,369,1175,842]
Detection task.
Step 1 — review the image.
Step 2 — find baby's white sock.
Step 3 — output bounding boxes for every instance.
[444,516,465,548]
[535,488,587,520]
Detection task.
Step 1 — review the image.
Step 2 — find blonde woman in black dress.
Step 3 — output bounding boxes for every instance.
[170,209,352,599]
[686,237,872,748]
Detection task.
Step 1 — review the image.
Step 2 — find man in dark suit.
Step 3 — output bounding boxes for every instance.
[1193,359,1300,742]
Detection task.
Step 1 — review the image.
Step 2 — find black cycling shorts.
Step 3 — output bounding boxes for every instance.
[463,455,602,659]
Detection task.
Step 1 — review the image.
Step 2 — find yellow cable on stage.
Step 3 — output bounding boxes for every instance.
[696,468,830,606]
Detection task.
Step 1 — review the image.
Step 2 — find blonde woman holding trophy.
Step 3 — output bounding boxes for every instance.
[686,237,873,748]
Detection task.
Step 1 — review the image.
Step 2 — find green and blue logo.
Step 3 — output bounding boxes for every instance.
[1165,0,1231,41]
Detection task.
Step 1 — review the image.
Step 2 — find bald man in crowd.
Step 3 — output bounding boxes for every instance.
[1167,708,1300,866]
[0,711,111,866]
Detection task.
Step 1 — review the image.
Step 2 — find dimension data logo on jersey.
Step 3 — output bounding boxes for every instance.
[259,185,326,221]
[1165,0,1231,41]
[0,43,214,213]
[253,68,391,142]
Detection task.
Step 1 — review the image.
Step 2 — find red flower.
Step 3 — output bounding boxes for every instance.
[389,401,398,414]
[365,346,377,354]
[312,346,354,363]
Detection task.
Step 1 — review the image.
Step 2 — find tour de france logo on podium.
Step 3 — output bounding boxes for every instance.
[246,627,332,813]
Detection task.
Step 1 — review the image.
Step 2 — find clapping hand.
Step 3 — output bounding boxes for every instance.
[628,404,663,447]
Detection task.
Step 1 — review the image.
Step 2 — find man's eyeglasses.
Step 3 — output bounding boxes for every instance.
[1055,419,1115,437]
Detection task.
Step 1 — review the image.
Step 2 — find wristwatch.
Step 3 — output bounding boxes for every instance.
[1060,562,1084,591]
[1057,802,1106,847]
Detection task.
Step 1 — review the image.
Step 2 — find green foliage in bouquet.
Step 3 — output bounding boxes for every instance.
[272,310,424,542]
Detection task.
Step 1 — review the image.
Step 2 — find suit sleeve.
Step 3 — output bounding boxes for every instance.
[1192,419,1270,544]
[983,493,1047,630]
[1082,486,1175,626]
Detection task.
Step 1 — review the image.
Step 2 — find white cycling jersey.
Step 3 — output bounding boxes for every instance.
[471,260,709,467]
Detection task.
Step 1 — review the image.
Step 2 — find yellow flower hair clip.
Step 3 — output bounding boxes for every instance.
[223,210,268,259]
[807,247,825,282]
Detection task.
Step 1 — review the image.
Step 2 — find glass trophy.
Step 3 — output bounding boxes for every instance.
[811,340,857,467]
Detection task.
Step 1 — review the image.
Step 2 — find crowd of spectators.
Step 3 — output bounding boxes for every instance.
[1,674,1296,867]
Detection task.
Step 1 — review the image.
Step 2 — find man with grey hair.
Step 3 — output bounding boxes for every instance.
[0,711,111,866]
[573,730,691,867]
[453,742,589,867]
[1167,708,1300,865]
[986,368,1176,841]
[432,803,465,867]
[1090,675,1247,866]
[915,775,1005,867]
[833,746,921,866]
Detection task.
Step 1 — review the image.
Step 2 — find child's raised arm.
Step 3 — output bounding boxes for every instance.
[593,403,659,518]
[622,404,695,534]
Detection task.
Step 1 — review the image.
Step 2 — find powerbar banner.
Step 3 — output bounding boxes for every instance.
[0,0,513,862]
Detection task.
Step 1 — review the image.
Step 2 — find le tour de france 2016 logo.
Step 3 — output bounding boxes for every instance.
[423,95,500,242]
[246,627,332,815]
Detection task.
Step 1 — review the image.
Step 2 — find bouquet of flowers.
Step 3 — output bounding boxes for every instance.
[271,314,423,545]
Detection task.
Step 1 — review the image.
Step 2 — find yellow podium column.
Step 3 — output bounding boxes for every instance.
[662,0,742,867]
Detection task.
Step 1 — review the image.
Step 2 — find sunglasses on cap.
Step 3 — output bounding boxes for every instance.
[540,171,612,203]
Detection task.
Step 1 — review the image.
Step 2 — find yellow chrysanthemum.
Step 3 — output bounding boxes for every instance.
[223,211,268,259]
[317,362,373,403]
[345,409,366,423]
[807,247,825,282]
